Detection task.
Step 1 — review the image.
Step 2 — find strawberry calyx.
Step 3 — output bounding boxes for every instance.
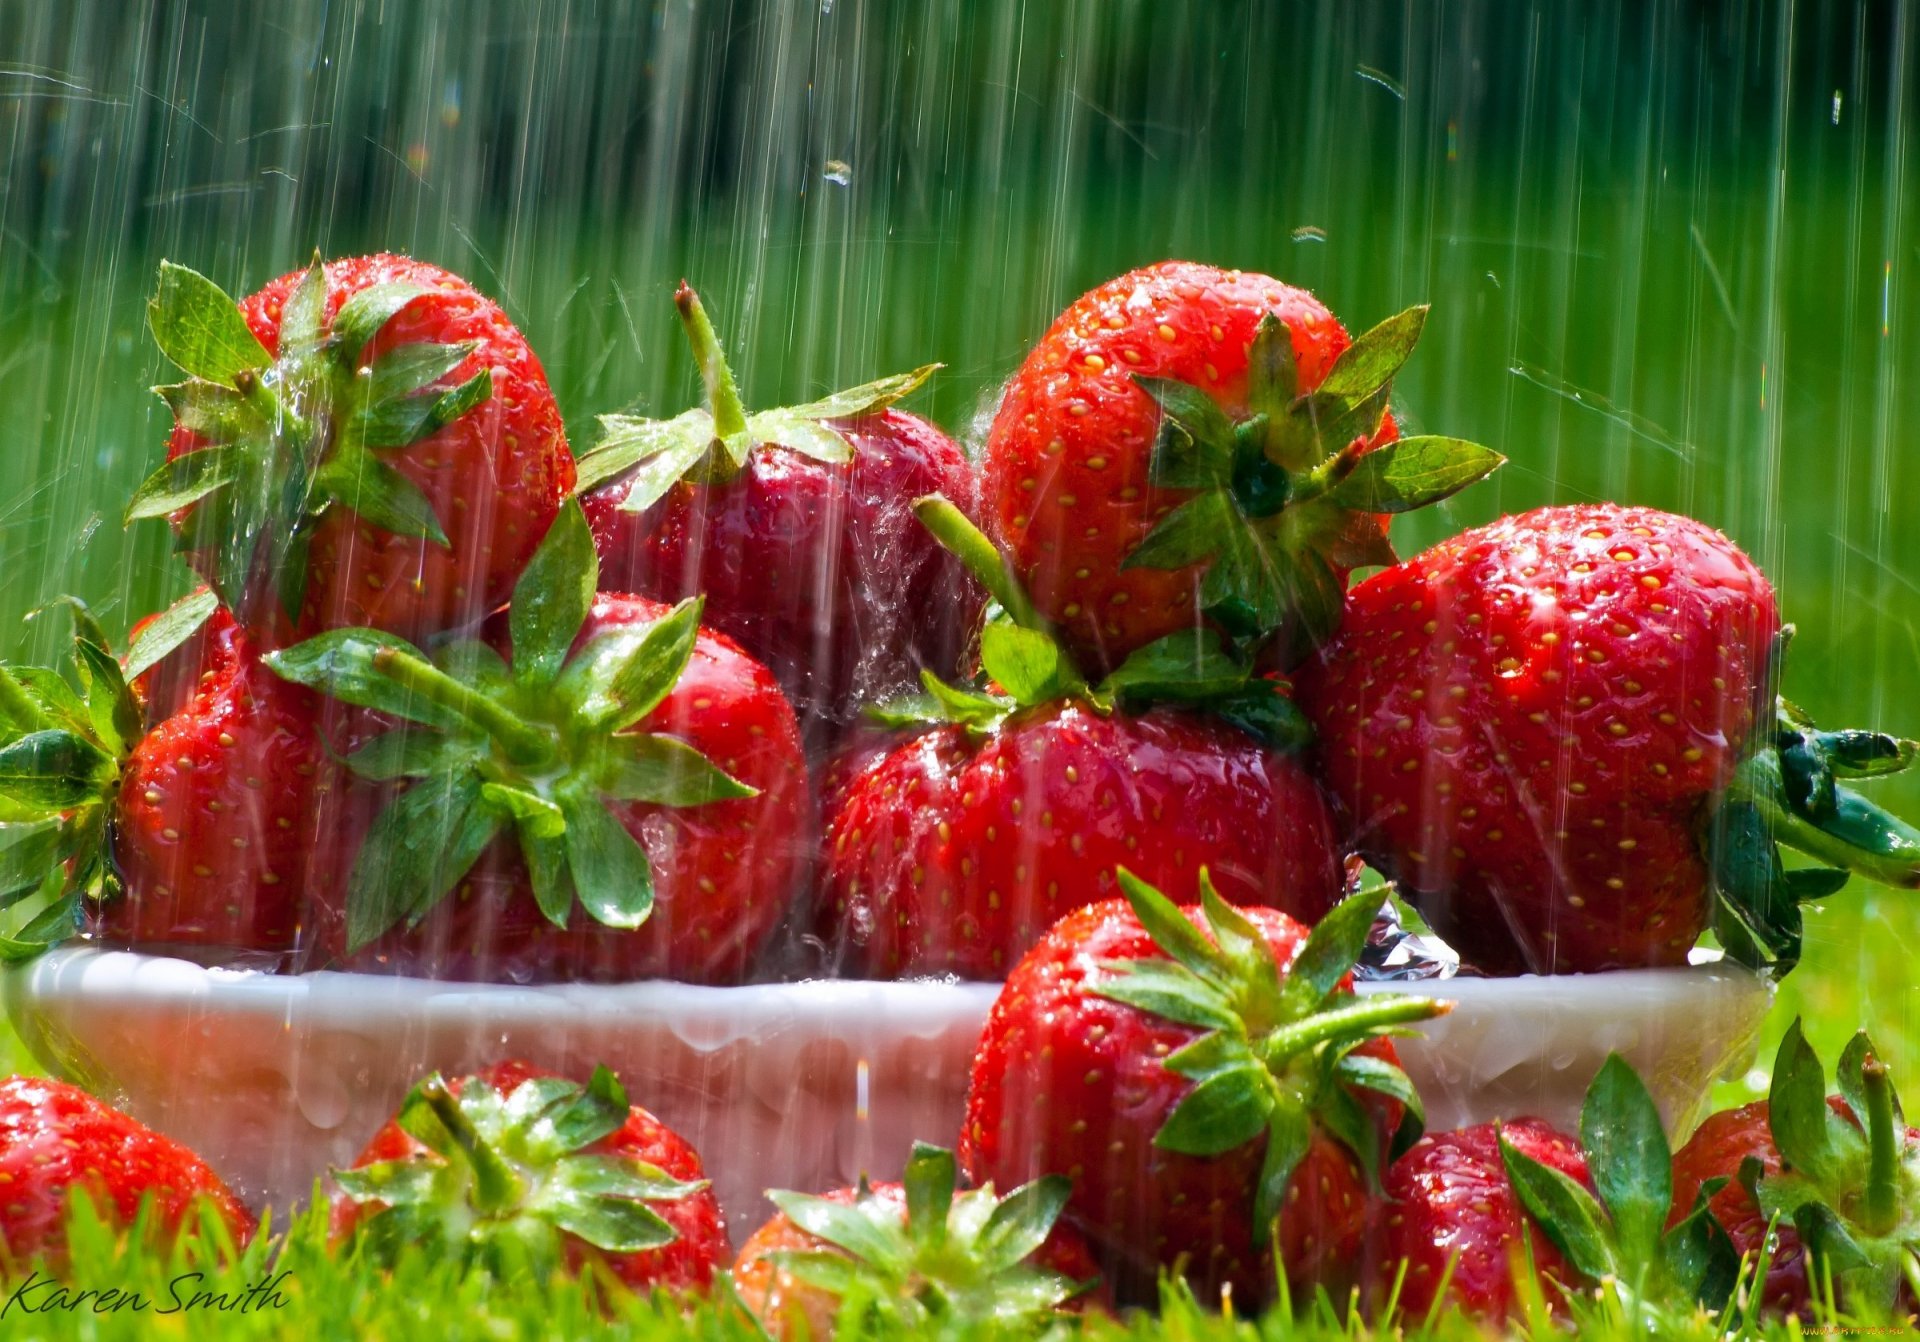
[1092,872,1447,1245]
[1501,1054,1741,1317]
[1119,307,1504,661]
[572,281,938,509]
[1745,1021,1920,1311]
[264,500,756,952]
[865,495,1311,748]
[334,1065,705,1283]
[765,1142,1090,1327]
[127,256,494,623]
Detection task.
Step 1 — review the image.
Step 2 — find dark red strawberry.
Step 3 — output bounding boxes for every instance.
[1296,502,1920,974]
[269,501,810,984]
[961,875,1444,1307]
[577,283,983,748]
[1668,1023,1920,1318]
[0,1074,253,1268]
[982,260,1500,673]
[732,1143,1099,1338]
[130,254,573,646]
[332,1060,724,1291]
[817,498,1342,980]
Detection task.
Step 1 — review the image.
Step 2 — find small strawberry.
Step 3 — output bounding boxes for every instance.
[733,1142,1098,1338]
[1296,503,1920,974]
[332,1060,724,1291]
[818,499,1342,980]
[1668,1022,1920,1318]
[577,283,983,748]
[0,601,333,957]
[0,1074,253,1268]
[128,254,573,645]
[960,874,1445,1307]
[268,500,809,984]
[982,260,1502,673]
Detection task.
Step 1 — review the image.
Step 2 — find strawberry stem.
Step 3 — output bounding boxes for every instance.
[416,1076,525,1214]
[910,495,1047,634]
[1733,752,1920,888]
[1863,1057,1899,1237]
[1256,993,1450,1068]
[367,645,556,768]
[674,282,749,472]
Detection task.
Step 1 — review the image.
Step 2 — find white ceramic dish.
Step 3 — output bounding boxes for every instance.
[3,950,1769,1247]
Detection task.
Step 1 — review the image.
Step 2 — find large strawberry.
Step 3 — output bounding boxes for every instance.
[960,875,1444,1307]
[0,601,334,958]
[1296,503,1920,975]
[0,1074,253,1268]
[1668,1022,1920,1318]
[818,498,1342,980]
[577,283,983,748]
[982,261,1502,673]
[332,1060,724,1291]
[732,1142,1098,1338]
[267,500,809,984]
[127,254,572,645]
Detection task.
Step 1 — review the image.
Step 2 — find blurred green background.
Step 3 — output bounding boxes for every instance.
[0,0,1915,1104]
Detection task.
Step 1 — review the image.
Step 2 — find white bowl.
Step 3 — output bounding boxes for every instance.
[2,950,1769,1247]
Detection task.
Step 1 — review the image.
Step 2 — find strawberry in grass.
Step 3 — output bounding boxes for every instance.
[1296,503,1920,975]
[733,1142,1099,1338]
[1668,1021,1920,1318]
[818,498,1343,980]
[0,1074,253,1268]
[268,500,809,984]
[961,874,1445,1307]
[333,1060,724,1291]
[128,254,572,645]
[982,260,1502,673]
[577,283,983,748]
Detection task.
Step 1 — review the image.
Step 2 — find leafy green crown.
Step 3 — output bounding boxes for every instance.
[265,499,756,952]
[128,256,493,619]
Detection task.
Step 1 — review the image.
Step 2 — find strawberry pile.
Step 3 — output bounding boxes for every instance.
[1,252,1919,1325]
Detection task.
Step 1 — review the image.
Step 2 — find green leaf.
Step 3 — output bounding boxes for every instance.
[279,256,328,356]
[510,500,596,690]
[312,453,449,546]
[1154,1062,1274,1156]
[1251,1090,1312,1244]
[781,365,937,421]
[1243,313,1299,424]
[367,339,477,402]
[353,370,491,451]
[1277,888,1381,1017]
[345,772,500,950]
[125,446,248,523]
[916,673,1010,730]
[266,629,467,731]
[1092,961,1238,1032]
[571,599,703,734]
[975,1174,1072,1273]
[0,891,83,962]
[1579,1054,1672,1263]
[1791,1200,1872,1274]
[1114,868,1229,987]
[479,783,565,839]
[1835,1031,1900,1131]
[0,823,66,899]
[330,281,428,355]
[978,623,1075,706]
[1326,437,1506,513]
[747,410,853,463]
[769,1249,867,1299]
[0,730,115,814]
[1099,630,1251,702]
[154,380,255,443]
[1136,376,1239,490]
[522,823,573,929]
[546,1153,705,1205]
[768,1190,909,1269]
[122,588,218,682]
[341,730,479,781]
[1197,875,1282,1001]
[558,794,653,930]
[1121,492,1238,572]
[598,734,755,807]
[1501,1131,1616,1281]
[1334,1053,1427,1160]
[576,410,713,499]
[331,1157,443,1208]
[1662,1178,1741,1307]
[147,262,271,385]
[1315,305,1428,406]
[545,1067,632,1152]
[1769,1020,1835,1179]
[901,1143,956,1247]
[539,1192,678,1254]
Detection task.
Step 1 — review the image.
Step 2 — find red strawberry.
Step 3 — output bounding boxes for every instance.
[1295,502,1920,974]
[131,254,573,646]
[816,498,1342,980]
[1363,1118,1590,1321]
[0,1074,253,1267]
[1667,1023,1920,1318]
[960,876,1444,1307]
[577,283,983,748]
[982,261,1500,673]
[732,1143,1099,1338]
[332,1060,724,1291]
[270,502,810,984]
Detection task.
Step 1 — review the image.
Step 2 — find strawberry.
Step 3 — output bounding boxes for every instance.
[1295,502,1920,974]
[577,283,983,749]
[981,260,1501,673]
[128,254,573,646]
[268,500,810,984]
[0,602,334,957]
[0,1074,253,1268]
[960,875,1444,1307]
[733,1142,1099,1338]
[818,499,1342,980]
[332,1060,724,1291]
[1667,1022,1920,1318]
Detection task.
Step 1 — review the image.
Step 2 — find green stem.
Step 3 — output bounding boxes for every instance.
[368,646,556,768]
[1863,1058,1900,1237]
[1732,753,1920,889]
[416,1077,526,1215]
[674,282,750,473]
[911,495,1048,633]
[0,669,50,735]
[1257,993,1451,1068]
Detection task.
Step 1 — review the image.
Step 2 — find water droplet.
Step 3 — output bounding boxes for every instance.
[823,159,852,187]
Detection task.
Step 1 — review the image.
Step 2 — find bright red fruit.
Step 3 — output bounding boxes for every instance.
[1667,1100,1812,1313]
[1363,1119,1590,1321]
[0,1075,252,1266]
[578,284,982,747]
[961,878,1440,1307]
[332,1060,724,1291]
